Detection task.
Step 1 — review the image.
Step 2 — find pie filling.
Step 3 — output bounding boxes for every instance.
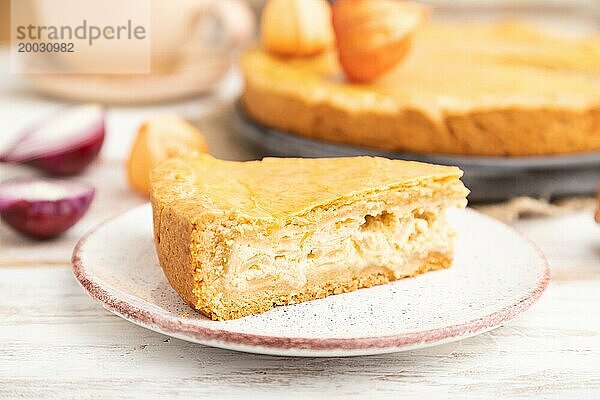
[224,203,455,292]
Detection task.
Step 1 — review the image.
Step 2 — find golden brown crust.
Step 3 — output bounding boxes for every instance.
[242,85,600,156]
[152,196,198,309]
[241,22,600,156]
[201,251,452,321]
[241,84,451,154]
[444,108,600,156]
[150,154,465,222]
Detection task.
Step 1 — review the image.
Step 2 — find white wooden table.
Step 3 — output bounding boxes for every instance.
[1,56,600,400]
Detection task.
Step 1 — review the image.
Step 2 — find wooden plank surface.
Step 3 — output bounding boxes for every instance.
[0,265,599,399]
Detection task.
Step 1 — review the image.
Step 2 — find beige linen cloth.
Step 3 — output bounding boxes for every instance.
[194,103,597,224]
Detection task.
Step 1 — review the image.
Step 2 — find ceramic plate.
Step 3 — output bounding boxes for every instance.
[72,204,549,357]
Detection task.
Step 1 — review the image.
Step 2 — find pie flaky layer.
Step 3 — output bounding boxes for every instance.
[151,155,468,320]
[241,22,600,156]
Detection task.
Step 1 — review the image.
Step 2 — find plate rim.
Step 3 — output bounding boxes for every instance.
[72,205,550,353]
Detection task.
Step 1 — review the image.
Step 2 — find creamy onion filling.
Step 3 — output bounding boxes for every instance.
[225,204,455,291]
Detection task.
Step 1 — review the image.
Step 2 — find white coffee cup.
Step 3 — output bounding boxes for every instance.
[28,0,254,74]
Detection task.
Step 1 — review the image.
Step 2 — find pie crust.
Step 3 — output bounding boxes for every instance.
[150,155,468,320]
[241,22,600,156]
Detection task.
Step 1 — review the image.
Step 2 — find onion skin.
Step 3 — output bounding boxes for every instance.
[23,130,105,176]
[0,180,95,239]
[0,106,106,176]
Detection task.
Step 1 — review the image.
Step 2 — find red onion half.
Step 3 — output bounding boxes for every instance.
[0,104,105,176]
[0,177,95,239]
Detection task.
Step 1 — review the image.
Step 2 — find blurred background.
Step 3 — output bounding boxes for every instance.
[0,0,599,239]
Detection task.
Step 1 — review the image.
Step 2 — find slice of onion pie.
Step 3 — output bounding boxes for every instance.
[150,155,468,320]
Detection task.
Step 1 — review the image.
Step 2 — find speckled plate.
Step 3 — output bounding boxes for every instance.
[72,204,549,357]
